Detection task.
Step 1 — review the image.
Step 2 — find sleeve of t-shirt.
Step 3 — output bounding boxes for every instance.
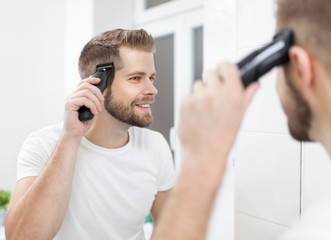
[16,132,52,182]
[156,133,176,191]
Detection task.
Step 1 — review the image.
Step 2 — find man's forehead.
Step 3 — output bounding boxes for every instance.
[117,47,155,72]
[119,46,153,57]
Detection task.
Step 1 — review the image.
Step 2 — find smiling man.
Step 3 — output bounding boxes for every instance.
[5,29,175,240]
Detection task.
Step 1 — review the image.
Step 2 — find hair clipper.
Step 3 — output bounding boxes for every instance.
[78,62,115,121]
[237,29,294,87]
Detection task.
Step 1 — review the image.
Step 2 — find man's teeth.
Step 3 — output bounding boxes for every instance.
[138,104,150,107]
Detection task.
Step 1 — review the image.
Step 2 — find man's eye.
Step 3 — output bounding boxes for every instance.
[131,76,140,81]
[150,77,156,82]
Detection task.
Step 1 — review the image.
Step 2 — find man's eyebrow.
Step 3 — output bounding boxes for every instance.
[127,71,156,77]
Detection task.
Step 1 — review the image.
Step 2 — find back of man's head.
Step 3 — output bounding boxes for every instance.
[276,0,331,74]
[78,29,156,80]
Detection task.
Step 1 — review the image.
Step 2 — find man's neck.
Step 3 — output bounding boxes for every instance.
[84,113,130,149]
[309,66,331,158]
[315,123,331,159]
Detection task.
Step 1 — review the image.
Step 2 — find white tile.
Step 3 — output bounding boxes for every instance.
[235,212,288,240]
[237,0,276,49]
[237,48,289,134]
[205,143,236,240]
[204,0,236,69]
[220,147,236,192]
[302,142,331,213]
[235,132,301,226]
[207,190,234,240]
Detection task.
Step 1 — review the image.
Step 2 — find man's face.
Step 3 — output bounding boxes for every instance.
[276,64,312,141]
[104,47,157,128]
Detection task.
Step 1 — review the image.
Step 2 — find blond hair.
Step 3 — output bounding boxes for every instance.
[276,0,331,72]
[78,29,156,79]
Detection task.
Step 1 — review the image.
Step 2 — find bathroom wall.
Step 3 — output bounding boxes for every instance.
[234,0,298,238]
[0,0,133,192]
[204,0,331,239]
[2,1,331,239]
[0,0,66,190]
[65,0,134,96]
[203,0,236,238]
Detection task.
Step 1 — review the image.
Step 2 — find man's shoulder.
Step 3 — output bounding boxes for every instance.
[129,127,166,141]
[28,122,63,142]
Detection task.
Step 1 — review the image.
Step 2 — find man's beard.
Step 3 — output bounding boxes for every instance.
[284,65,313,141]
[104,89,154,128]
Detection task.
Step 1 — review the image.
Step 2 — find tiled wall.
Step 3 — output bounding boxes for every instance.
[204,0,236,239]
[205,0,331,239]
[235,0,331,239]
[235,0,297,238]
[302,143,331,214]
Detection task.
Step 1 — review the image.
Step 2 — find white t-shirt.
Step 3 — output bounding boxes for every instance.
[279,195,331,240]
[17,123,176,240]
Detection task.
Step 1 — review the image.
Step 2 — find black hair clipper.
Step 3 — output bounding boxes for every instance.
[237,29,294,87]
[78,62,115,121]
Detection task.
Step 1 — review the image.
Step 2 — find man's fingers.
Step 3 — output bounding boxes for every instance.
[217,63,242,89]
[243,81,260,109]
[192,80,205,94]
[203,70,223,89]
[70,90,103,112]
[78,77,101,85]
[75,81,104,101]
[70,97,101,115]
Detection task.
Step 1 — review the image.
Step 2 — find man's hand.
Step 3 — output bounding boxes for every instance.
[5,77,105,240]
[179,62,259,171]
[63,77,104,139]
[151,63,259,240]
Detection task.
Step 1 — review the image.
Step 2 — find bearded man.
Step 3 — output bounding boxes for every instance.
[5,29,175,240]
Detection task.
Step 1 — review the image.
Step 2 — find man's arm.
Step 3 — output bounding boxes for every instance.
[152,63,259,239]
[152,153,226,240]
[5,77,104,240]
[150,189,172,225]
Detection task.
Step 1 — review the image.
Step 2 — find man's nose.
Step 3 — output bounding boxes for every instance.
[144,79,158,96]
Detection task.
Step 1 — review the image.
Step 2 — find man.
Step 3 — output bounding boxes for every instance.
[152,0,331,239]
[5,29,175,240]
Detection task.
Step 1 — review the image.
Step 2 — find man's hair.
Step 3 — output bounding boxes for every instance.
[276,0,331,73]
[78,29,156,79]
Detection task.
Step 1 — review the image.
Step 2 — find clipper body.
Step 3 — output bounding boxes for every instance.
[237,30,294,87]
[78,62,115,121]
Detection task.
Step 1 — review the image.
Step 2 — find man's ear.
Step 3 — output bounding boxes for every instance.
[288,46,314,91]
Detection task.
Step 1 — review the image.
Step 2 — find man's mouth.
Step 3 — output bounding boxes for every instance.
[135,103,153,111]
[136,103,151,108]
[133,96,155,111]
